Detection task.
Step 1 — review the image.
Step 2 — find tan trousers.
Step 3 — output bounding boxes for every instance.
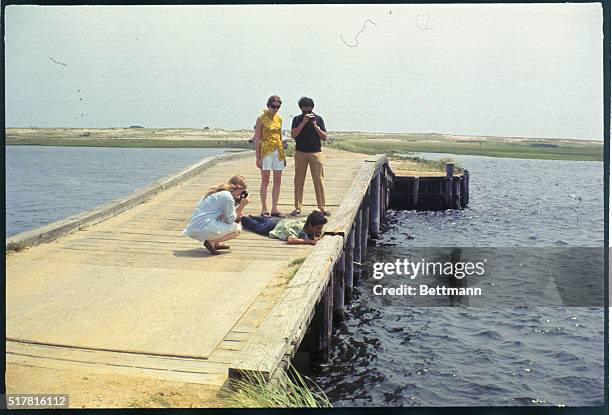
[294,150,325,210]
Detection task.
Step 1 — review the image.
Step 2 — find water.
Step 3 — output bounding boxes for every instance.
[5,146,231,236]
[307,153,604,406]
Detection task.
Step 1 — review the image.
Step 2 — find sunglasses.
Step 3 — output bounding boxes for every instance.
[270,104,281,109]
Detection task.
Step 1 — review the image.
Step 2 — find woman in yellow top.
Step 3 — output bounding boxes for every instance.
[254,95,286,217]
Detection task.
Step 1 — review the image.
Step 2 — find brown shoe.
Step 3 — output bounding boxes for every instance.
[203,241,220,255]
[289,209,301,216]
[320,209,332,217]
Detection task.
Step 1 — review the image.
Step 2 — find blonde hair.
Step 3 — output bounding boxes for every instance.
[204,175,247,199]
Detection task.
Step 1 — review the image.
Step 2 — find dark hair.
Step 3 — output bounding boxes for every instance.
[298,96,315,108]
[305,210,327,228]
[267,95,282,107]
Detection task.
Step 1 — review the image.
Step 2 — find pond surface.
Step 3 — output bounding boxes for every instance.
[6,146,231,236]
[306,153,604,407]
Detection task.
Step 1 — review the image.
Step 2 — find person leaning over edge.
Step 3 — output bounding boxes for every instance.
[240,210,328,245]
[290,96,331,217]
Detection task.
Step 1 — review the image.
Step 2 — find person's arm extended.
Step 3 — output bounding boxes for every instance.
[287,236,317,245]
[291,116,308,138]
[254,117,263,168]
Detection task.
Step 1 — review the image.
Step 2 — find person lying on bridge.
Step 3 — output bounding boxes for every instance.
[182,175,250,255]
[240,210,327,245]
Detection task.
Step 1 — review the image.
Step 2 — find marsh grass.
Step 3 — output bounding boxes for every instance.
[277,256,307,285]
[6,241,27,253]
[325,133,602,161]
[222,365,331,408]
[289,256,307,267]
[391,154,461,174]
[7,128,601,160]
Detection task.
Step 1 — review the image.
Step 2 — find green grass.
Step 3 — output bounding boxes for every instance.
[392,154,461,173]
[6,128,602,161]
[326,133,602,161]
[222,365,331,408]
[289,256,307,267]
[6,241,27,253]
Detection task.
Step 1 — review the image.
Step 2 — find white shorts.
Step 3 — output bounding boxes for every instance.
[261,149,285,171]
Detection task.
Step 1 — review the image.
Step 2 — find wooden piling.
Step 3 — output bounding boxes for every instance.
[379,175,384,225]
[333,251,345,322]
[379,171,386,225]
[309,274,333,363]
[452,176,461,209]
[361,198,370,260]
[369,170,381,238]
[384,167,391,211]
[460,176,466,208]
[412,176,420,206]
[344,223,355,303]
[445,163,454,208]
[353,209,362,281]
[464,169,470,206]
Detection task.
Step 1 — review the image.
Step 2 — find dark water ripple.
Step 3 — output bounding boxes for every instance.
[306,154,604,407]
[6,146,230,236]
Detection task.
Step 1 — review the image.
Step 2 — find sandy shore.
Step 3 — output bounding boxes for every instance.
[5,128,602,161]
[6,127,254,141]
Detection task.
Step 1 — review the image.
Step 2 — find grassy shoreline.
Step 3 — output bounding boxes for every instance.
[5,128,603,161]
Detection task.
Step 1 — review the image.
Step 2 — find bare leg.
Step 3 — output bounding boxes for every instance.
[271,170,282,214]
[260,170,270,214]
[209,230,241,247]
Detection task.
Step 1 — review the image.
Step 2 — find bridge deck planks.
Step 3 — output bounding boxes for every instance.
[6,149,369,406]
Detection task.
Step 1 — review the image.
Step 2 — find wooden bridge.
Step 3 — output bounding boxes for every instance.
[5,148,393,407]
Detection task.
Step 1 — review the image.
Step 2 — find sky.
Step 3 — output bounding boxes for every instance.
[5,3,604,139]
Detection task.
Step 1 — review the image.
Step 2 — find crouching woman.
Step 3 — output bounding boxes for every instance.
[183,175,250,255]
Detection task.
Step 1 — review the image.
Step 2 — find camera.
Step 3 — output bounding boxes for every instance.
[306,113,315,122]
[240,190,249,199]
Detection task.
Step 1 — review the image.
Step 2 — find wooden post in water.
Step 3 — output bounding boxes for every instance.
[333,251,345,322]
[445,163,454,209]
[309,274,333,363]
[453,176,461,209]
[379,170,386,226]
[412,176,420,207]
[353,209,362,281]
[384,167,391,211]
[344,223,355,303]
[369,170,381,238]
[460,176,466,208]
[361,198,370,260]
[464,169,470,206]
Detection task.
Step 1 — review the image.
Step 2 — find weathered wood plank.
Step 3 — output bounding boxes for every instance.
[228,235,344,380]
[6,340,228,374]
[6,149,369,400]
[323,155,387,236]
[6,151,253,250]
